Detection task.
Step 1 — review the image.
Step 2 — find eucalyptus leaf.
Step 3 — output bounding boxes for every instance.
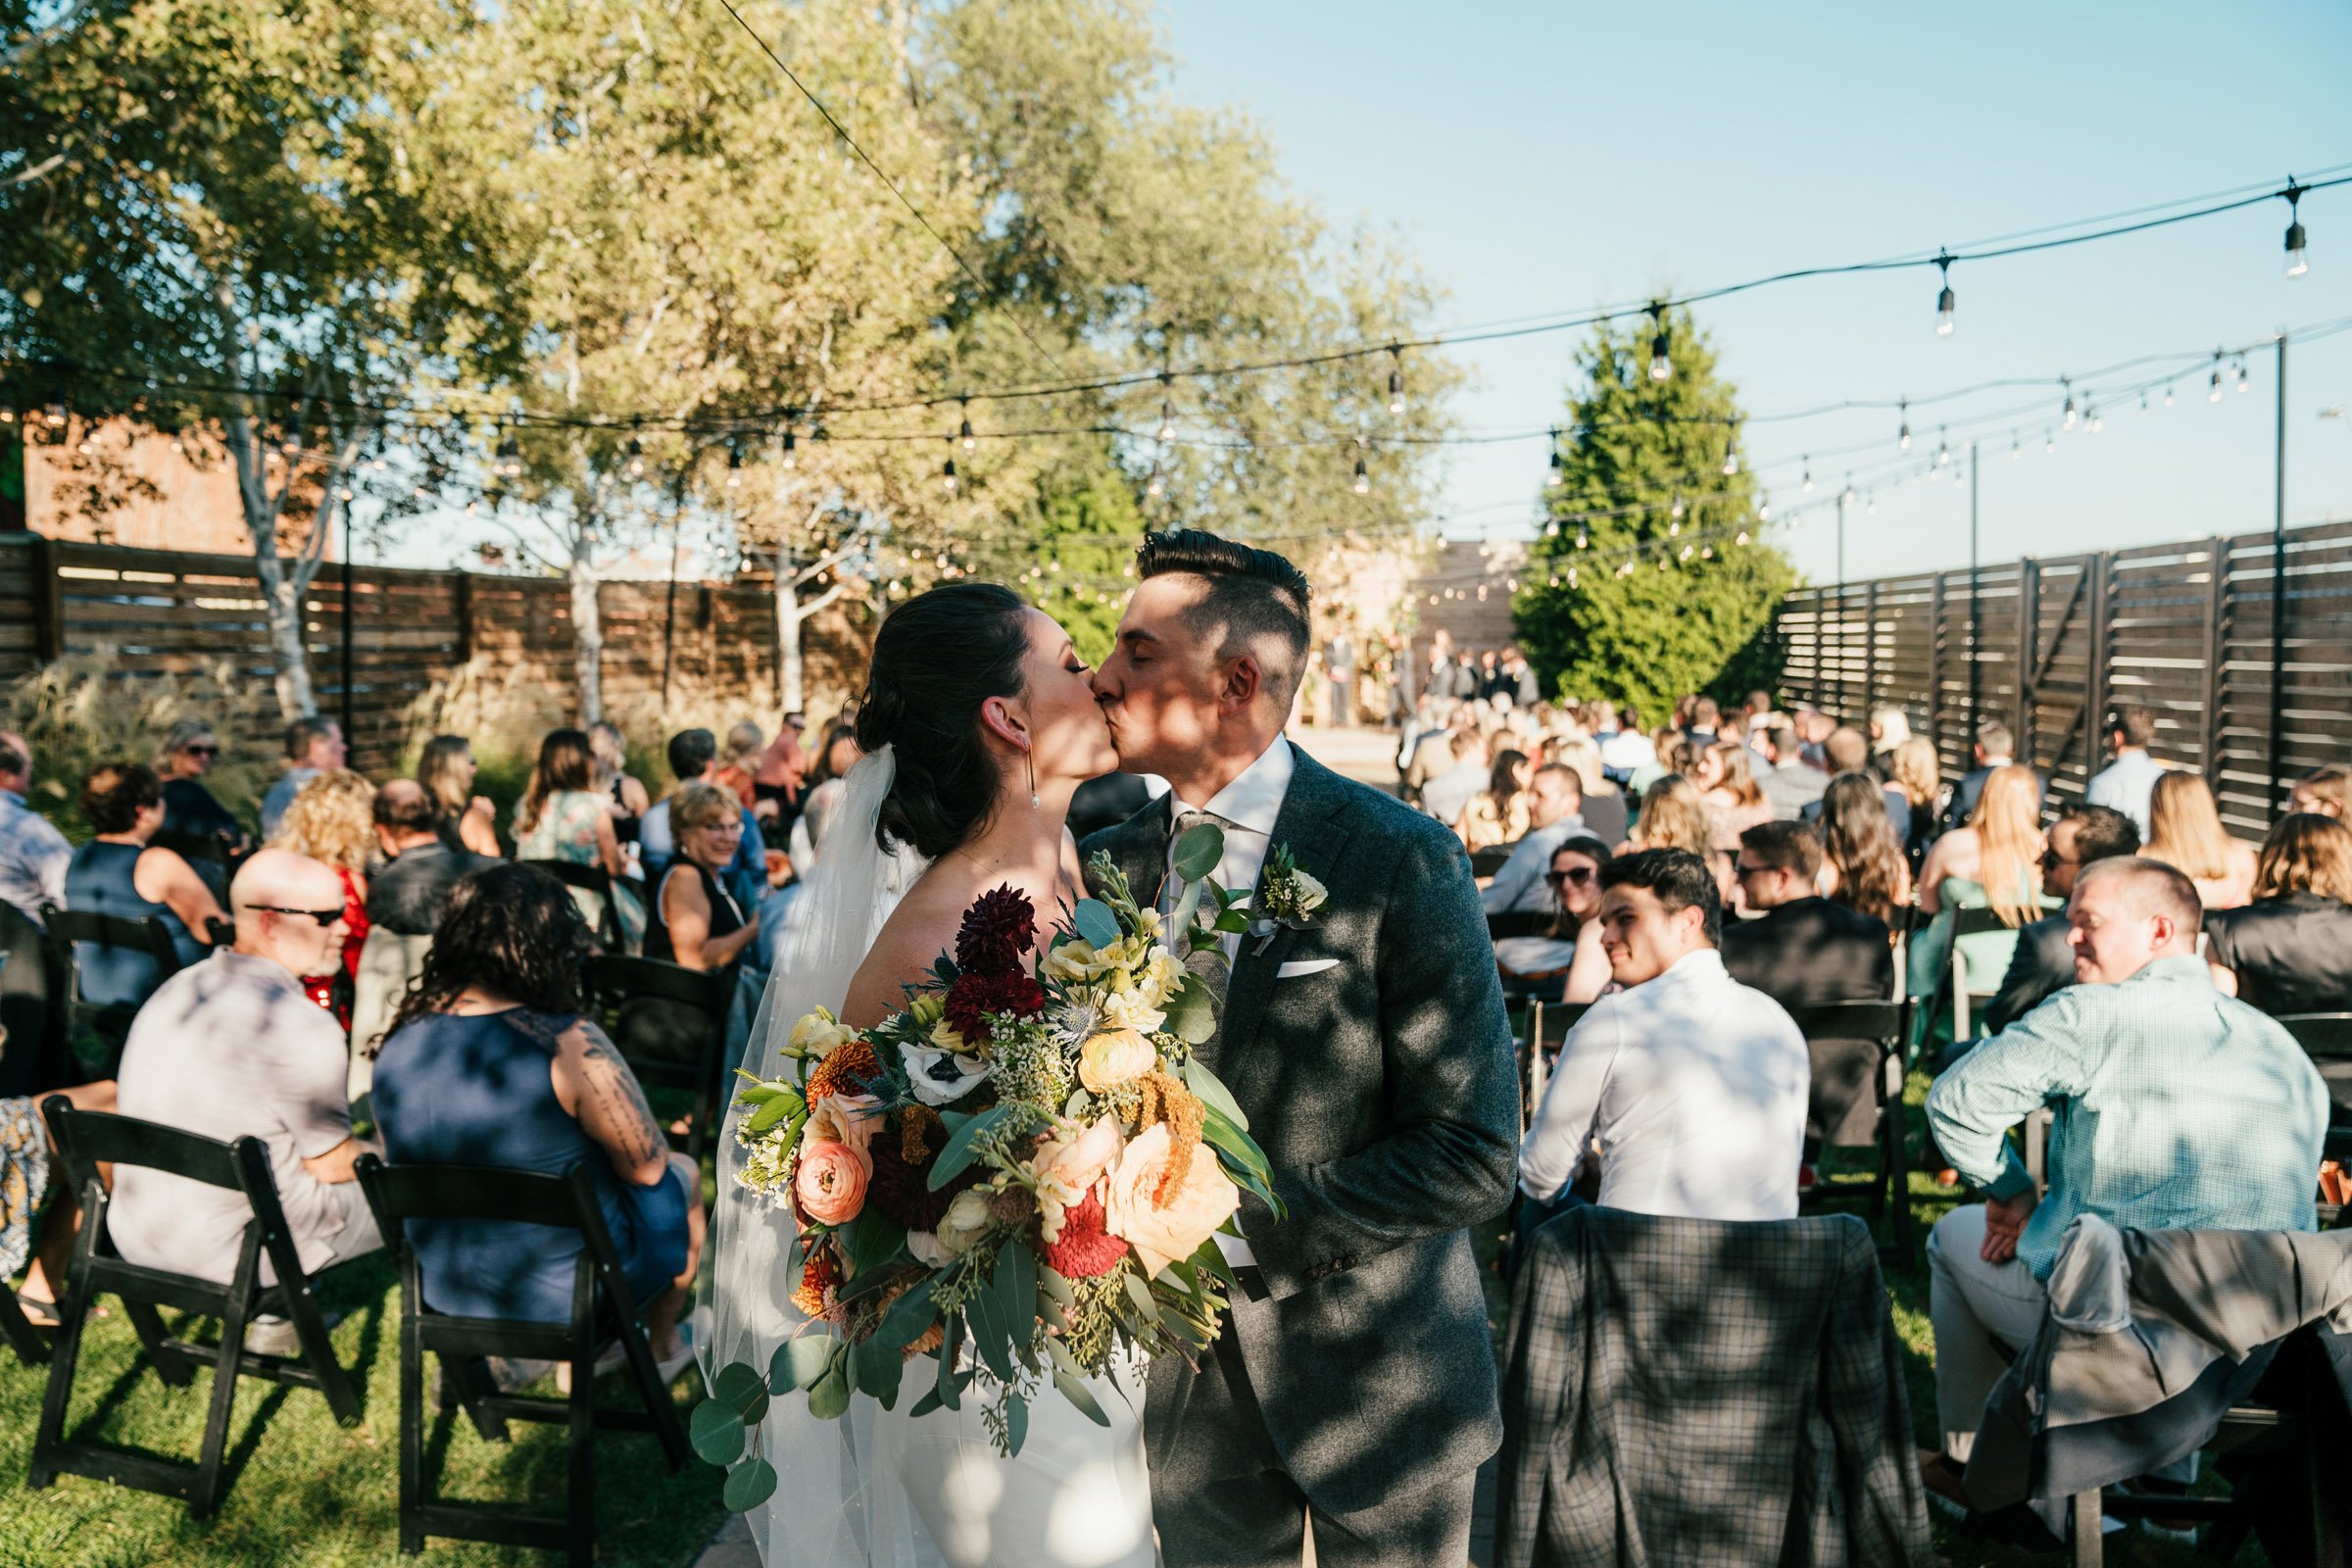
[1184,1058,1250,1131]
[967,1279,1015,1382]
[1163,973,1218,1046]
[852,1335,906,1405]
[689,1398,746,1467]
[1054,1369,1111,1428]
[745,1091,802,1136]
[1122,1270,1160,1325]
[872,1278,938,1351]
[997,1244,1037,1358]
[1004,1391,1029,1457]
[713,1361,769,1424]
[1072,898,1121,949]
[1171,822,1225,884]
[721,1456,777,1512]
[770,1333,841,1395]
[1045,1335,1085,1381]
[1169,877,1205,942]
[849,1209,908,1279]
[806,1356,852,1420]
[1037,1266,1076,1311]
[936,1318,963,1412]
[928,1102,1011,1191]
[908,1385,944,1419]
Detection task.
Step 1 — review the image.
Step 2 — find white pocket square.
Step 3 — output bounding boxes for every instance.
[1275,958,1340,979]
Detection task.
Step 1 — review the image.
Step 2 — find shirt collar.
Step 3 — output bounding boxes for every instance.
[1635,946,1726,991]
[1178,736,1294,838]
[2124,953,2212,987]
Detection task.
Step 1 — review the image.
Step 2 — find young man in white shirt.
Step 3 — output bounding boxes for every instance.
[1518,847,1809,1221]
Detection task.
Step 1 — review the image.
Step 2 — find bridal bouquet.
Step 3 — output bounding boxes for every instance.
[695,824,1279,1508]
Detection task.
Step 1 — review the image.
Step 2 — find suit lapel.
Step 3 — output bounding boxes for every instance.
[1208,750,1352,1076]
[1084,793,1173,910]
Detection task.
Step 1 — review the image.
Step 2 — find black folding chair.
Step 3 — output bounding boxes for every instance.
[354,1154,689,1567]
[518,859,626,954]
[1938,905,2022,1044]
[582,955,731,1172]
[1470,846,1512,881]
[1520,999,1592,1131]
[150,829,231,903]
[2272,1012,2352,1228]
[28,1098,363,1519]
[1788,1000,1916,1264]
[41,907,185,1076]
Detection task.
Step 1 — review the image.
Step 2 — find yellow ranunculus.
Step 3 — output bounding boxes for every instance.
[1046,939,1102,984]
[1100,988,1166,1037]
[788,1006,858,1059]
[1078,1029,1156,1094]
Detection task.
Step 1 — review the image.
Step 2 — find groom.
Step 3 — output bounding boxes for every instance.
[1083,529,1520,1566]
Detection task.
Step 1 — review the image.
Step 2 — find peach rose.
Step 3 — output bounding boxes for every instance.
[1028,1114,1126,1242]
[794,1140,869,1227]
[806,1093,881,1171]
[1102,1123,1240,1278]
[1078,1029,1156,1094]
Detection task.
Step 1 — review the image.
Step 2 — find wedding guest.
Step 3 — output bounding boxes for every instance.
[65,762,223,1008]
[805,717,861,789]
[417,734,501,858]
[1401,708,1472,806]
[1519,847,1807,1219]
[1596,706,1656,779]
[1886,737,1940,858]
[0,1069,116,1329]
[371,863,700,1372]
[1910,764,2045,1034]
[155,719,248,861]
[645,784,761,978]
[1802,728,1910,838]
[1684,695,1722,750]
[259,715,346,841]
[1867,707,1912,774]
[1461,748,1533,853]
[0,731,69,927]
[590,721,651,849]
[1547,736,1627,847]
[712,721,763,810]
[1818,771,1912,929]
[2204,812,2352,1014]
[1939,721,2038,837]
[1757,720,1827,820]
[2142,770,2257,911]
[2288,763,2351,819]
[752,711,808,822]
[2084,703,2163,836]
[639,728,765,907]
[1983,804,2139,1032]
[368,780,495,938]
[1483,765,1588,918]
[1919,857,2328,1505]
[1419,728,1490,836]
[516,727,640,948]
[1722,820,1895,1153]
[1697,739,1772,856]
[111,850,380,1348]
[1494,834,1614,994]
[270,769,374,1027]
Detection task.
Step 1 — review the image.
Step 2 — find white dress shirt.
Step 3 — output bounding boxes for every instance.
[2085,748,2165,838]
[1518,948,1809,1221]
[1161,735,1297,1266]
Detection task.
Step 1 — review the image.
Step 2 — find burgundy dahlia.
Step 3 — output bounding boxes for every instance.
[866,1134,978,1234]
[943,969,1046,1046]
[955,885,1036,976]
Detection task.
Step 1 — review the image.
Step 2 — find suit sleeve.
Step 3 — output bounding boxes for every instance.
[1245,819,1522,1297]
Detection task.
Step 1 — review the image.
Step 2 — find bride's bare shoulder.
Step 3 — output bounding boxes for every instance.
[842,876,964,1028]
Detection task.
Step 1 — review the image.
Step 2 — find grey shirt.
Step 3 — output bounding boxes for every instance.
[112,950,360,1283]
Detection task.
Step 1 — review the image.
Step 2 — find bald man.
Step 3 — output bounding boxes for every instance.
[368,778,496,936]
[1915,857,2328,1506]
[109,849,380,1348]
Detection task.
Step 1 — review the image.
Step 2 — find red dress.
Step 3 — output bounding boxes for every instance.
[300,865,369,1029]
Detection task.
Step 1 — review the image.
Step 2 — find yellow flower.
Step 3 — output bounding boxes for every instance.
[1139,949,1186,1006]
[1100,988,1167,1037]
[929,1016,971,1054]
[1045,939,1103,984]
[936,1189,996,1255]
[908,993,945,1027]
[1078,1029,1156,1094]
[788,1006,858,1059]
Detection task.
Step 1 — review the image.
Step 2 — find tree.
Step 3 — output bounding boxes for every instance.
[0,0,525,717]
[1512,306,1794,722]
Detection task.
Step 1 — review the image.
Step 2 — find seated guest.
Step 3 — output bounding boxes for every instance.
[752,711,808,824]
[1721,820,1893,1152]
[2084,704,2164,837]
[1695,739,1773,856]
[1623,773,1710,858]
[65,762,224,1009]
[372,864,700,1372]
[1886,736,1940,861]
[0,730,70,927]
[111,850,379,1349]
[1492,832,1610,986]
[155,719,249,864]
[515,727,641,949]
[1461,748,1533,853]
[1817,771,1912,929]
[1419,728,1490,836]
[2142,769,2257,911]
[646,784,762,977]
[259,715,347,842]
[368,780,497,937]
[1918,858,2328,1505]
[1983,804,2140,1032]
[1481,764,1588,916]
[2204,811,2352,1013]
[1757,719,1827,820]
[590,721,651,847]
[1907,764,2045,1039]
[1547,737,1627,847]
[639,727,767,908]
[1937,720,2039,837]
[1519,848,1808,1220]
[1800,727,1910,838]
[0,1064,116,1327]
[711,721,763,810]
[271,769,374,1028]
[417,734,502,858]
[2288,762,2351,820]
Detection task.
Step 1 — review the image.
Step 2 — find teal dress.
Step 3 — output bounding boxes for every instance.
[1906,874,2058,1055]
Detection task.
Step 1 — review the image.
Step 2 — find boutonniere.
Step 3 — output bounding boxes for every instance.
[1247,844,1327,955]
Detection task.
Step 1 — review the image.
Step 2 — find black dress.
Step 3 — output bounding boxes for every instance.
[2203,893,2352,1015]
[645,861,743,966]
[627,861,744,1068]
[609,776,641,847]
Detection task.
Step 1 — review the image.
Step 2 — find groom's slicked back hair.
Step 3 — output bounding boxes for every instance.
[1135,528,1312,712]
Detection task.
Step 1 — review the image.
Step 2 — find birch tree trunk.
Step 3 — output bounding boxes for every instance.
[572,550,605,723]
[777,566,805,712]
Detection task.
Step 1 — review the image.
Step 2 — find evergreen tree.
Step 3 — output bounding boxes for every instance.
[1513,306,1794,722]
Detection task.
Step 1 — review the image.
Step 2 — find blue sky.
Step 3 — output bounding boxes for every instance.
[1154,0,2352,585]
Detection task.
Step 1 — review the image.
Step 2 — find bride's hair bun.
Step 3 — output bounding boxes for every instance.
[860,582,1033,858]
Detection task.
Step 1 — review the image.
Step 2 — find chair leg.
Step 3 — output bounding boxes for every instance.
[398,1321,425,1553]
[26,1219,103,1491]
[2073,1491,2103,1568]
[123,1298,191,1387]
[283,1279,362,1427]
[567,1336,597,1568]
[0,1283,51,1366]
[191,1239,265,1523]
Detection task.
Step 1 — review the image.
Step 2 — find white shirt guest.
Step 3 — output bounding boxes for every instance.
[1519,846,1809,1221]
[2085,704,2165,838]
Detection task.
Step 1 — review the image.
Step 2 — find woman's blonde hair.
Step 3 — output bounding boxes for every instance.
[1549,735,1605,796]
[722,721,764,768]
[1972,763,2044,926]
[2145,770,2236,883]
[416,735,474,819]
[2253,812,2352,902]
[1632,774,1710,855]
[671,780,740,842]
[589,721,629,786]
[1888,736,1940,808]
[1708,740,1764,808]
[272,768,375,872]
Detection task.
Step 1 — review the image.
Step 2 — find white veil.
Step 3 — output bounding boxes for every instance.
[704,746,931,1566]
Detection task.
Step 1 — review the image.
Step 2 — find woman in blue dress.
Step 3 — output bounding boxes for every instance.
[63,762,225,1011]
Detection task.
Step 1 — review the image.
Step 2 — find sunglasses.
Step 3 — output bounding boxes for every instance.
[182,744,219,758]
[1546,866,1597,886]
[247,905,346,926]
[2037,848,2076,870]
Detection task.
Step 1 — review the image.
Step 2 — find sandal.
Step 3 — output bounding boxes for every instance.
[14,1292,60,1329]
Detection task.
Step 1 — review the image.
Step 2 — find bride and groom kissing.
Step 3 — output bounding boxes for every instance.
[712,528,1520,1567]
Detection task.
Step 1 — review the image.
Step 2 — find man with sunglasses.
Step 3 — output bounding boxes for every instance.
[109,849,381,1351]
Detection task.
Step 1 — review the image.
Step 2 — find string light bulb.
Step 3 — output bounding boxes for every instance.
[1935,253,1956,336]
[2062,380,2078,430]
[1736,529,1751,547]
[1146,466,1163,499]
[1545,429,1564,489]
[2045,428,2057,454]
[1670,492,1685,520]
[1757,501,1770,520]
[1801,461,1813,494]
[943,454,958,493]
[2164,384,2176,408]
[495,425,521,480]
[2284,181,2309,277]
[1387,347,1405,416]
[1575,527,1588,550]
[1935,428,1951,467]
[43,400,67,429]
[1647,304,1671,382]
[1351,452,1370,496]
[2087,404,2102,433]
[958,401,975,453]
[1721,440,1739,477]
[627,429,645,477]
[2210,352,2226,402]
[725,443,743,487]
[2011,432,2022,459]
[781,428,798,469]
[2235,357,2251,395]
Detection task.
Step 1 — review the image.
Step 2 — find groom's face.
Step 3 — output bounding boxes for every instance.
[1092,574,1225,774]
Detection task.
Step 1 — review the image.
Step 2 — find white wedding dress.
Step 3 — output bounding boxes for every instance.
[704,748,1156,1568]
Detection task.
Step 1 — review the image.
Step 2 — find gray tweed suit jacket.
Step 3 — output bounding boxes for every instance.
[1081,747,1521,1514]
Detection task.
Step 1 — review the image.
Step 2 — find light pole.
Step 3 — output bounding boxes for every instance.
[2268,331,2289,809]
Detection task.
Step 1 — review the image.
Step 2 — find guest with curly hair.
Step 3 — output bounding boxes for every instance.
[271,768,375,1027]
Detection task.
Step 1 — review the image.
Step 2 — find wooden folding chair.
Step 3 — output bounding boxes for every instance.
[2271,1012,2352,1228]
[518,859,627,954]
[28,1097,363,1519]
[582,955,731,1172]
[354,1154,689,1567]
[1788,1000,1916,1264]
[41,907,184,1075]
[1520,1000,1592,1129]
[1941,906,2018,1045]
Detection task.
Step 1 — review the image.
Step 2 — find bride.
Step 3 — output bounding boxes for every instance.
[705,581,1156,1568]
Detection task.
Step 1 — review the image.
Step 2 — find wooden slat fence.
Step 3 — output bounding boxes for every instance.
[1775,517,2352,836]
[0,532,861,773]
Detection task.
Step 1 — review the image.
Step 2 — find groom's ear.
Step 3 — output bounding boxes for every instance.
[1216,653,1264,716]
[978,695,1029,754]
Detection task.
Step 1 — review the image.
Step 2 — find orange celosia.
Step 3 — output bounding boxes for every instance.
[900,1104,944,1164]
[1132,1068,1203,1208]
[805,1040,882,1103]
[793,1249,841,1318]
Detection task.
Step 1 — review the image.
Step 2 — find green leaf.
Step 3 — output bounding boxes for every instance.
[849,1209,908,1279]
[1072,898,1121,949]
[745,1088,804,1136]
[1183,1057,1250,1131]
[1122,1269,1160,1326]
[872,1278,938,1351]
[852,1334,906,1404]
[936,1317,963,1412]
[1171,822,1225,884]
[1004,1390,1029,1457]
[1054,1369,1111,1427]
[997,1243,1036,1357]
[713,1361,769,1423]
[770,1333,840,1395]
[806,1352,853,1420]
[1169,877,1205,942]
[967,1275,1015,1383]
[1037,1265,1076,1312]
[908,1385,944,1419]
[689,1397,746,1467]
[1163,973,1218,1047]
[1213,908,1250,934]
[929,1102,1018,1191]
[1189,1236,1239,1291]
[722,1456,777,1512]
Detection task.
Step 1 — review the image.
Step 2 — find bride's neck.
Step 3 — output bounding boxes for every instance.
[952,776,1076,883]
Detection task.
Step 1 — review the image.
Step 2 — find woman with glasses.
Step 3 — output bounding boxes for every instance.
[155,720,248,864]
[645,783,762,977]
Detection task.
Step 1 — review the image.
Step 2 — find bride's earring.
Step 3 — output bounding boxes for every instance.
[1027,747,1039,811]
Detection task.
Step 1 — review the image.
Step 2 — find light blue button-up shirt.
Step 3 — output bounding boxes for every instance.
[2084,749,2166,838]
[1928,954,2328,1278]
[0,786,70,926]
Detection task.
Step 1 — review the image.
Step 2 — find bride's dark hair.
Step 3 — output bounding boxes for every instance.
[856,582,1033,858]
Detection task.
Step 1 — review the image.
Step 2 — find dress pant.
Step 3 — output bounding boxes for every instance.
[1926,1204,2051,1464]
[1152,1329,1477,1568]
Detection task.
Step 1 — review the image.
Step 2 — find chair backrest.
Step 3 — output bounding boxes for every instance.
[149,828,226,867]
[44,906,182,980]
[2274,1012,2352,1061]
[1948,906,2025,941]
[1487,911,1552,943]
[1784,999,1909,1047]
[584,953,731,1015]
[519,858,612,899]
[1470,847,1512,880]
[39,1098,306,1285]
[355,1152,594,1233]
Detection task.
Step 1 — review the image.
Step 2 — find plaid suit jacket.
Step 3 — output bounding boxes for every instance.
[1496,1207,1933,1568]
